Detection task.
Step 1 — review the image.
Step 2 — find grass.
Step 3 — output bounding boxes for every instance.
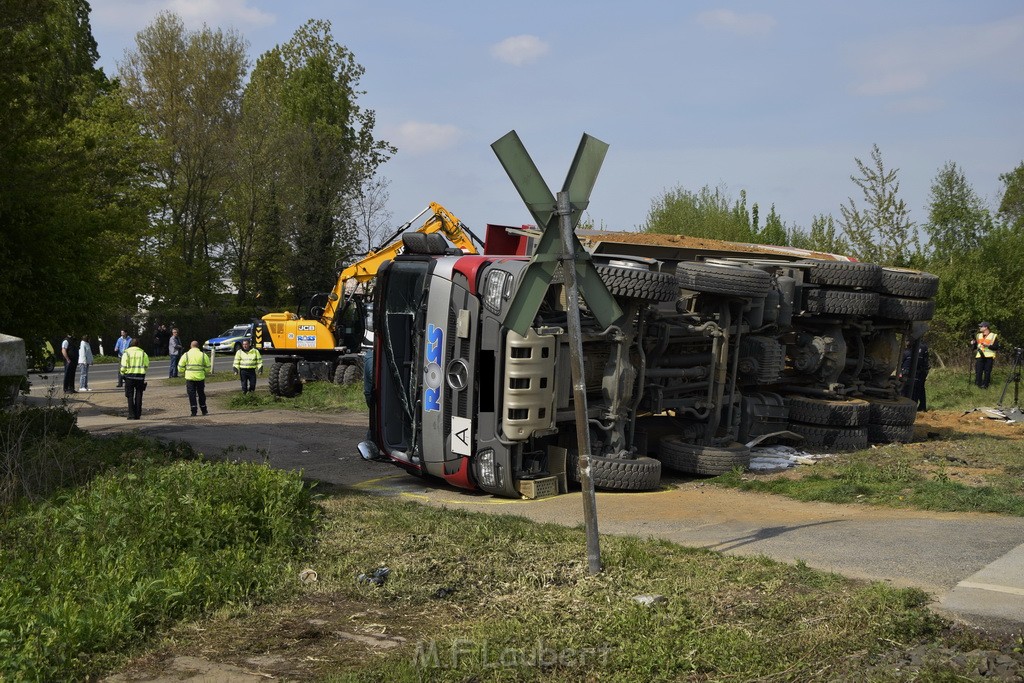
[927,364,1023,411]
[2,405,1020,681]
[713,365,1024,514]
[0,458,316,681]
[223,380,366,412]
[131,491,1019,682]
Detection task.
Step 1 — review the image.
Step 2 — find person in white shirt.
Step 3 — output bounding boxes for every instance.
[78,334,95,391]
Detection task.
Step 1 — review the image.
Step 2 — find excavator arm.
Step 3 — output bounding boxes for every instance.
[318,202,483,329]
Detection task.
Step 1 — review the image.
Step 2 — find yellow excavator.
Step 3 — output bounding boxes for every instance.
[256,202,483,397]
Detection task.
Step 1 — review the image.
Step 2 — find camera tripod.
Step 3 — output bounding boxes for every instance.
[997,347,1023,411]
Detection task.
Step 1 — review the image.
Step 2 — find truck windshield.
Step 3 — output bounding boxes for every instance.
[377,260,430,453]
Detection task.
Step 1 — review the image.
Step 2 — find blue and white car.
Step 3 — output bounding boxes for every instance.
[203,324,253,354]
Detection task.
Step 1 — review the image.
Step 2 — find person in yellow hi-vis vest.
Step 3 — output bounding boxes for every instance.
[232,338,263,394]
[119,339,150,420]
[971,321,1000,389]
[177,340,212,416]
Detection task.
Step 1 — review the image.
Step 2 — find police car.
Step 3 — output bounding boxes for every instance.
[203,324,253,354]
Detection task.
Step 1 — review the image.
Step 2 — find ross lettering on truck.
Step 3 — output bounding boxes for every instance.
[424,323,444,412]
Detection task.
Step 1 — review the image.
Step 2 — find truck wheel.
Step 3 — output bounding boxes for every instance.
[798,260,882,289]
[804,288,879,316]
[675,262,771,297]
[342,364,361,385]
[595,265,678,303]
[876,296,935,321]
[657,437,751,475]
[43,358,55,373]
[865,397,917,426]
[867,421,915,444]
[877,267,939,298]
[784,396,870,427]
[788,423,868,452]
[589,455,661,491]
[332,364,346,384]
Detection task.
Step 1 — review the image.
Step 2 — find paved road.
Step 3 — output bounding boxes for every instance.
[33,370,1024,637]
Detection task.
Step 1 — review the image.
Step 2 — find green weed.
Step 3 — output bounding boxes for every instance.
[0,460,316,681]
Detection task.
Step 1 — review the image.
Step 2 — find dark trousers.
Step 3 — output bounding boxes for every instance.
[976,357,994,388]
[124,376,145,418]
[63,361,76,392]
[168,352,181,378]
[186,379,207,415]
[116,354,124,386]
[239,368,257,393]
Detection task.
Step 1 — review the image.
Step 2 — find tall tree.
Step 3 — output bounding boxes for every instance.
[249,20,394,312]
[923,161,991,264]
[119,12,248,308]
[0,0,149,341]
[839,144,918,265]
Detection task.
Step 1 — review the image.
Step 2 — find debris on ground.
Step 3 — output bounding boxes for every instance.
[357,566,391,586]
[748,445,831,471]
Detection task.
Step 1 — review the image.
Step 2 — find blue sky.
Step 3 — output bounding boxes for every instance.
[89,1,1024,238]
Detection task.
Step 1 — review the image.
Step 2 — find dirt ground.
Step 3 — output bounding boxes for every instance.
[22,376,1024,682]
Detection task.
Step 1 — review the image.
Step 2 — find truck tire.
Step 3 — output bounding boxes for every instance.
[804,288,879,316]
[784,396,870,427]
[867,421,915,444]
[798,260,882,289]
[865,396,917,426]
[675,262,771,298]
[877,267,940,298]
[657,437,751,475]
[788,423,868,451]
[43,358,55,373]
[589,455,662,491]
[332,363,346,384]
[342,363,361,385]
[595,264,678,303]
[876,296,935,322]
[271,362,302,398]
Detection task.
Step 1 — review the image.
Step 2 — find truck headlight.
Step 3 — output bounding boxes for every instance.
[477,448,496,488]
[483,271,512,314]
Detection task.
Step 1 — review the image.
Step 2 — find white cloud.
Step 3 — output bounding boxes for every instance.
[387,121,461,155]
[490,35,549,66]
[696,9,776,36]
[850,14,1024,96]
[90,0,274,32]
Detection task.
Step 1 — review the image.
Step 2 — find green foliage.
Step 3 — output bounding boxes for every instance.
[839,144,919,265]
[924,161,992,263]
[119,12,249,309]
[0,0,147,344]
[0,460,315,680]
[790,213,850,254]
[644,185,758,242]
[245,19,394,311]
[998,162,1024,228]
[0,404,196,510]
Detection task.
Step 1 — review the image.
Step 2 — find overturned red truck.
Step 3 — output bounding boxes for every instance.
[364,225,936,498]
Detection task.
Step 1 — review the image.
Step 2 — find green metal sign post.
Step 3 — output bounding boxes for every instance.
[491,131,616,574]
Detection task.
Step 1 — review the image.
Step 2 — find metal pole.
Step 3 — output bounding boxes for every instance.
[557,190,601,574]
